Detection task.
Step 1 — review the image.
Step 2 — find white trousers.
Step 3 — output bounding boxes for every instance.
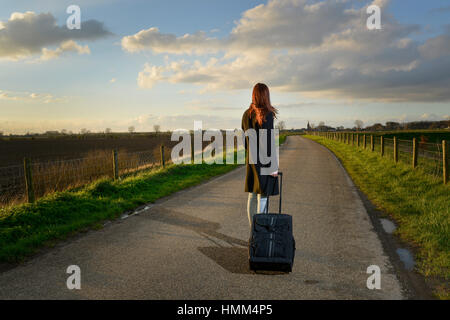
[247,192,268,227]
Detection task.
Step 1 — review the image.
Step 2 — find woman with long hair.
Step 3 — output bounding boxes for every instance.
[241,83,279,228]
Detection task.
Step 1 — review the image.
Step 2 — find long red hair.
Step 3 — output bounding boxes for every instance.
[248,83,277,126]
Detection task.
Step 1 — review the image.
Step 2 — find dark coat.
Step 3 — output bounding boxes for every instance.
[241,108,279,196]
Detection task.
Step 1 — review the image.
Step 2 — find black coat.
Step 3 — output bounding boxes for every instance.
[241,109,279,196]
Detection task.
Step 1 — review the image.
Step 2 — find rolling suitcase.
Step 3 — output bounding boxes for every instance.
[249,172,296,272]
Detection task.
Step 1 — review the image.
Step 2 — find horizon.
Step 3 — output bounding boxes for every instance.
[1,0,450,134]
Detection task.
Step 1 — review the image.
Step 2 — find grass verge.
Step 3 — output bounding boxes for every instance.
[305,135,449,298]
[0,162,238,263]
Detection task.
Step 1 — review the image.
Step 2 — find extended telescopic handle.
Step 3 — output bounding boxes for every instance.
[265,171,283,214]
[278,171,283,214]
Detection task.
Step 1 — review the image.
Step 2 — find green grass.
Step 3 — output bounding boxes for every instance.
[0,162,238,263]
[279,131,304,145]
[305,135,449,298]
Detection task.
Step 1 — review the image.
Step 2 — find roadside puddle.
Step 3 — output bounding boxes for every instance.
[380,218,396,234]
[396,248,416,271]
[380,218,416,271]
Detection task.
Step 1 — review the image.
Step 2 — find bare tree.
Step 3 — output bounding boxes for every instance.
[153,124,161,133]
[105,128,112,134]
[128,126,135,134]
[354,120,364,131]
[80,128,88,134]
[275,121,286,131]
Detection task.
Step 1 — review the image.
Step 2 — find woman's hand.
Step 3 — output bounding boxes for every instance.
[270,170,278,177]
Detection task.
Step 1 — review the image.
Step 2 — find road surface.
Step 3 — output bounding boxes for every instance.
[0,136,404,299]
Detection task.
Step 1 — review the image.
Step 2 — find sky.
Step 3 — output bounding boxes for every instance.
[0,0,449,134]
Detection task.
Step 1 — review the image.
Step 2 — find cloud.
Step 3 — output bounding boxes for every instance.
[419,29,450,60]
[40,40,90,60]
[420,113,443,121]
[0,11,111,60]
[124,0,450,102]
[0,89,66,103]
[137,63,167,88]
[130,113,241,131]
[122,28,224,54]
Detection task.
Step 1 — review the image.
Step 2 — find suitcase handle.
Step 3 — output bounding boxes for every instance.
[265,171,282,214]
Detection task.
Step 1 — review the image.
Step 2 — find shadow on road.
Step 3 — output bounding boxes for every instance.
[198,247,253,274]
[145,207,262,274]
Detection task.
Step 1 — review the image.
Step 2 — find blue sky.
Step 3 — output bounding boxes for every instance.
[0,0,449,134]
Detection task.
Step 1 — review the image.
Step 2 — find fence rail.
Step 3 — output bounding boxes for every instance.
[311,132,449,185]
[0,144,174,207]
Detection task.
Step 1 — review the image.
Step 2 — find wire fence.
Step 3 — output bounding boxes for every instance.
[0,165,26,206]
[312,132,449,184]
[0,145,173,208]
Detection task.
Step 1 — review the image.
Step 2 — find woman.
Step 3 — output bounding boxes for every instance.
[241,83,279,228]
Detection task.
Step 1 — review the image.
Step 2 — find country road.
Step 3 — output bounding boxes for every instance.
[0,136,405,299]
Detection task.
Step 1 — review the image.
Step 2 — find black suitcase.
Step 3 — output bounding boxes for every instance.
[249,172,296,272]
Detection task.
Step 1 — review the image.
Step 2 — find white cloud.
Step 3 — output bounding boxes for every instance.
[0,11,111,60]
[129,113,241,131]
[0,89,66,103]
[122,27,223,54]
[40,40,90,61]
[123,0,450,102]
[137,63,168,88]
[420,113,441,121]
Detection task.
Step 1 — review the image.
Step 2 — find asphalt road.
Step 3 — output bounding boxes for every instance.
[0,136,404,299]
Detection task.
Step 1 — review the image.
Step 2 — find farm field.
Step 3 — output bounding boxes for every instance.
[0,131,245,206]
[0,133,177,167]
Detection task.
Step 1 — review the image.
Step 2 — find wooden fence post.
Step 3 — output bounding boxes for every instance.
[371,135,374,151]
[23,157,35,203]
[112,150,119,180]
[443,140,448,185]
[412,138,418,169]
[363,135,367,149]
[357,134,360,147]
[380,136,384,157]
[394,137,398,163]
[352,133,354,146]
[160,145,165,168]
[191,137,194,164]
